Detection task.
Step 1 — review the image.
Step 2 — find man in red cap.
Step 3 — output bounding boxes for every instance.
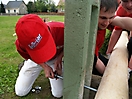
[15,14,64,98]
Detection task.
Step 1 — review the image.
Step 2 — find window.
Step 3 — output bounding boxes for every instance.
[8,10,10,13]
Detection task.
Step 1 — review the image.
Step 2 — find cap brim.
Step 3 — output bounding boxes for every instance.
[27,35,56,64]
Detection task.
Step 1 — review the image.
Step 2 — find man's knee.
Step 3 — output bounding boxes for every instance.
[15,85,30,96]
[15,89,28,96]
[51,90,63,98]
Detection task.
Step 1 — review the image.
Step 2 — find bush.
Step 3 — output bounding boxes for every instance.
[99,29,112,55]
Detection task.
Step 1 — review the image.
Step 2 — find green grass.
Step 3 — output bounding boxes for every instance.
[0,15,64,99]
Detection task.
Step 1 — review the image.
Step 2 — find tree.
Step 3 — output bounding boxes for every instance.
[49,4,56,12]
[27,1,37,13]
[57,0,65,12]
[1,1,5,13]
[27,0,57,13]
[35,0,47,12]
[35,0,56,12]
[46,0,57,12]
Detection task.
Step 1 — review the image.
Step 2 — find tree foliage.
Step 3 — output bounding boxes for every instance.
[0,1,5,13]
[100,30,111,55]
[27,0,57,13]
[27,1,36,13]
[57,0,65,12]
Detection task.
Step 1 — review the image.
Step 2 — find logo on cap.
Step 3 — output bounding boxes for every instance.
[28,34,42,49]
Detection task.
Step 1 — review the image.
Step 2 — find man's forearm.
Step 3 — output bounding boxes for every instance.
[112,17,132,31]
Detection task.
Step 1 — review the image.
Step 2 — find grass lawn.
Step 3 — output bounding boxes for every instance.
[0,15,64,99]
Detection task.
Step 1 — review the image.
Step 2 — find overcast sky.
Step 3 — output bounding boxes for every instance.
[0,0,60,5]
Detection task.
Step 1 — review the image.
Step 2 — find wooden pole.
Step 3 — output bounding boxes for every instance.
[95,31,129,99]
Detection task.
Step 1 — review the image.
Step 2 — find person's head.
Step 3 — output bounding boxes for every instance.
[121,0,132,14]
[15,14,56,63]
[98,0,118,29]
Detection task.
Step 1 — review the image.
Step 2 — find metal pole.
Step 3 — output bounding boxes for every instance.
[55,75,97,92]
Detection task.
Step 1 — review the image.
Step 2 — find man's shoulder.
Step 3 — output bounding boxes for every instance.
[116,5,127,16]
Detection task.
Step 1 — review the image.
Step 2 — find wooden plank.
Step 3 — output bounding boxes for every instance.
[95,31,129,99]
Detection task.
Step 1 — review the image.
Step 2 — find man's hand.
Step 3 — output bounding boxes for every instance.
[54,52,63,75]
[39,63,54,79]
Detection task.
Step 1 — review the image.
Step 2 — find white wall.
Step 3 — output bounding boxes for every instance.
[5,8,19,14]
[19,3,27,14]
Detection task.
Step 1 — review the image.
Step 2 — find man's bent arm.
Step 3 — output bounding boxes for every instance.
[112,17,132,31]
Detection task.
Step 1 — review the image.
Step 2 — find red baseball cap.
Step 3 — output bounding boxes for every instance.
[15,14,56,63]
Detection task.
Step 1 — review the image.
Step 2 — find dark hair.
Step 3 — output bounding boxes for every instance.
[100,0,118,12]
[121,0,128,2]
